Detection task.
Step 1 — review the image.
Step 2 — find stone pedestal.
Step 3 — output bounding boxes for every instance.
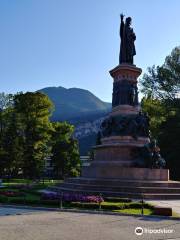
[55,24,178,199]
[81,63,152,179]
[110,64,141,113]
[111,105,140,116]
[91,136,150,168]
[109,64,142,81]
[56,63,175,198]
[82,166,169,181]
[80,63,169,181]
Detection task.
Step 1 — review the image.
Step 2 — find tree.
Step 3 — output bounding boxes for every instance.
[1,110,23,177]
[140,46,180,100]
[0,91,81,180]
[0,93,16,177]
[158,110,180,180]
[13,92,54,179]
[141,97,166,137]
[51,122,80,179]
[140,46,180,180]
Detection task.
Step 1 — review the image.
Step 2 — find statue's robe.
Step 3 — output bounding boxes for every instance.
[119,20,136,64]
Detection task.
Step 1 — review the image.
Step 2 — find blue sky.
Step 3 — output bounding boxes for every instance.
[0,0,180,102]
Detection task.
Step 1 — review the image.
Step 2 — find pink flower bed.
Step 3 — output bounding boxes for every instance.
[41,192,104,203]
[0,191,24,197]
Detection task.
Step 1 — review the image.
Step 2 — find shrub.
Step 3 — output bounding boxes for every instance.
[104,197,132,203]
[0,195,7,203]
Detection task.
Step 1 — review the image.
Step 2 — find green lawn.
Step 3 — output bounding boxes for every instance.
[172,211,180,218]
[113,208,153,215]
[2,179,62,187]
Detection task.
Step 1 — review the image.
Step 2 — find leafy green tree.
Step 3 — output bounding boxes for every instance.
[51,122,80,179]
[13,92,54,179]
[140,46,180,100]
[141,97,167,137]
[0,91,81,180]
[140,47,180,179]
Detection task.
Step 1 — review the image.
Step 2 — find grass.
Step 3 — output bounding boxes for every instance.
[172,211,180,218]
[2,179,62,187]
[113,208,153,215]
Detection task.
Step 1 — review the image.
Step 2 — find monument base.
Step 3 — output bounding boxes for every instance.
[55,176,180,199]
[92,136,150,167]
[82,166,169,181]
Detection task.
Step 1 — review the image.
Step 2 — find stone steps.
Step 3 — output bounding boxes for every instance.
[65,177,180,188]
[50,186,180,200]
[58,182,180,194]
[51,177,180,200]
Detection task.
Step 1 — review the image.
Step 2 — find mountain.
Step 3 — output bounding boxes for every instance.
[38,86,111,155]
[39,86,111,121]
[74,116,106,155]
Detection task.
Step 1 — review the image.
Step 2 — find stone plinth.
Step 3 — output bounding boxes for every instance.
[109,64,142,83]
[82,166,169,181]
[110,64,142,114]
[110,105,140,116]
[93,145,134,167]
[101,136,150,146]
[90,64,152,178]
[82,135,168,181]
[91,136,150,168]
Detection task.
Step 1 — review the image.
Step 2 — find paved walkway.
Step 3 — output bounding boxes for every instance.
[0,206,46,216]
[0,209,180,240]
[146,200,180,216]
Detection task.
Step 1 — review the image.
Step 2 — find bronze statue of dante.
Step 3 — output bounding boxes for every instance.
[119,14,136,64]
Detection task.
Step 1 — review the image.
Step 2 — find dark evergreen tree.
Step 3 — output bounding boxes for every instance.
[51,122,80,179]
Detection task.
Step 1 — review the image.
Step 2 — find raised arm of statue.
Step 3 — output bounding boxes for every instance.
[120,14,124,39]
